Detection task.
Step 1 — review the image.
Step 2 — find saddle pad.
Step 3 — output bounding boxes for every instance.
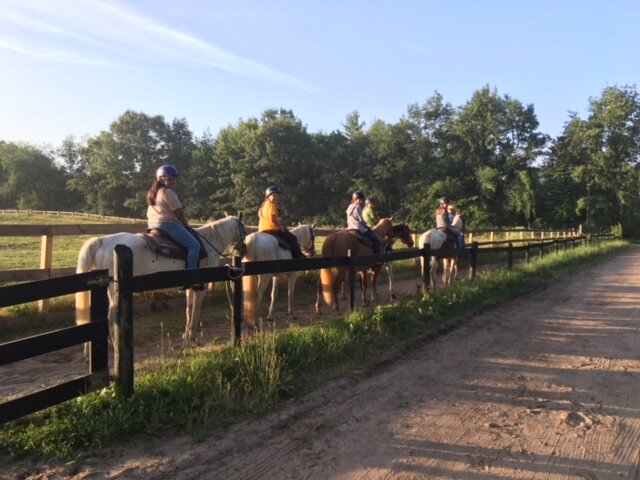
[262,232,292,251]
[346,230,373,247]
[140,229,208,261]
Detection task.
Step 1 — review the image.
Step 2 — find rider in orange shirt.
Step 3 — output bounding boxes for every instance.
[258,186,304,258]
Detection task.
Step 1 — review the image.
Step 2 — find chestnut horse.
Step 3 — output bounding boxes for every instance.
[315,218,413,313]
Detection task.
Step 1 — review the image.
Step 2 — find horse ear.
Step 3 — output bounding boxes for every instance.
[238,211,243,221]
[224,211,229,218]
[311,223,315,229]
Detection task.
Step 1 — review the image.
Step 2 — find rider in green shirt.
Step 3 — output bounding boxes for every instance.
[363,198,380,229]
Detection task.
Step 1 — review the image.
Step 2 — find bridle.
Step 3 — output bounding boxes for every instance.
[197,217,247,260]
[300,225,315,257]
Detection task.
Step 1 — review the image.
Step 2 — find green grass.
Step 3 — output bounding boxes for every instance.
[0,213,140,270]
[0,238,628,460]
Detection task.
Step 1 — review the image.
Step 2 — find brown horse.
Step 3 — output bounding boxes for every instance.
[315,218,413,313]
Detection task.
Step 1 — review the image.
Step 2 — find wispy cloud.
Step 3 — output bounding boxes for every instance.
[0,0,317,92]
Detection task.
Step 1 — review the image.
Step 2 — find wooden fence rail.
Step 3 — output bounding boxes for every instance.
[0,270,110,425]
[0,232,614,423]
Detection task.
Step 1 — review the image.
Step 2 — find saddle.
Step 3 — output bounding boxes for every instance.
[140,228,208,266]
[263,232,292,251]
[346,229,383,248]
[438,228,458,249]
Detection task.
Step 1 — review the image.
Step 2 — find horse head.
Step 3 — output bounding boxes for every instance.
[232,212,248,257]
[392,224,414,248]
[372,218,394,238]
[292,224,316,257]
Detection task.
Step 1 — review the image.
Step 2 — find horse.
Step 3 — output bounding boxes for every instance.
[315,218,413,314]
[242,224,316,329]
[75,215,247,345]
[418,214,465,291]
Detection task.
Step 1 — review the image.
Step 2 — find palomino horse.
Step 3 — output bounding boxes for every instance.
[76,215,247,344]
[242,225,316,329]
[315,218,413,313]
[418,214,465,290]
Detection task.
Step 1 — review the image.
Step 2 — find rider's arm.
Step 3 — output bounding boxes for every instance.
[173,208,188,225]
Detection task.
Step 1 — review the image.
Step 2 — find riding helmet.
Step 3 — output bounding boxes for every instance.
[365,198,376,205]
[265,185,282,197]
[156,165,179,179]
[352,191,365,200]
[439,196,451,204]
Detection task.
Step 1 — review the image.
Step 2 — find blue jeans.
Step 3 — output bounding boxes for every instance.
[153,222,201,269]
[361,229,383,254]
[447,226,466,250]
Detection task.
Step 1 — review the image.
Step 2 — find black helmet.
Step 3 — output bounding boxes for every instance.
[439,196,451,204]
[156,165,179,178]
[265,185,282,197]
[352,191,365,200]
[365,198,376,205]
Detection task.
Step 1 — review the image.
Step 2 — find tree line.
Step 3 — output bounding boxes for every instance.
[1,84,639,235]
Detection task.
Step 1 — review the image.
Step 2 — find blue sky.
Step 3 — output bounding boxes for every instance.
[1,0,638,148]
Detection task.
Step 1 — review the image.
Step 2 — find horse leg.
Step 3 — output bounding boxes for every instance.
[184,289,195,344]
[287,272,298,318]
[333,268,345,312]
[385,262,396,300]
[360,271,367,306]
[430,257,439,290]
[267,275,278,321]
[370,269,380,304]
[442,258,449,285]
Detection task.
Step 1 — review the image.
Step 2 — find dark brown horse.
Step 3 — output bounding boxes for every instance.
[315,218,414,313]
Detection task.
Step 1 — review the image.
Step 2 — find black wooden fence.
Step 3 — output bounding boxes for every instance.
[1,232,614,422]
[0,270,110,424]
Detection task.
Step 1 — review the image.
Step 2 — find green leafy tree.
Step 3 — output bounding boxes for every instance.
[0,142,72,209]
[71,111,194,217]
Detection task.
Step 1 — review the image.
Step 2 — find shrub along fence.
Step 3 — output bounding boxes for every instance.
[0,232,614,423]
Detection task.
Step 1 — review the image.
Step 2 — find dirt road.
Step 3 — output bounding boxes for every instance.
[3,249,640,479]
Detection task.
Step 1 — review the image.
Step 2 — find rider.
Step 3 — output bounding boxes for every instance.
[146,165,201,271]
[363,198,379,229]
[258,185,304,259]
[436,196,465,250]
[347,191,383,255]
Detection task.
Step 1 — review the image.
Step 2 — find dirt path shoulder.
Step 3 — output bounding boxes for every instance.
[4,249,640,479]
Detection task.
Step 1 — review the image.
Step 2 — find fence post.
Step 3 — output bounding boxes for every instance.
[555,239,559,255]
[421,243,431,293]
[114,244,134,398]
[231,255,243,346]
[89,275,110,377]
[469,242,478,280]
[348,249,355,311]
[525,243,530,263]
[539,241,544,259]
[507,242,513,270]
[38,234,54,315]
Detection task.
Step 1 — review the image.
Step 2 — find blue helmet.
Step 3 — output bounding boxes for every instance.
[156,165,179,178]
[439,196,451,204]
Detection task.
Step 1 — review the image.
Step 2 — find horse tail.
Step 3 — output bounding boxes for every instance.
[244,233,258,261]
[243,271,258,329]
[320,233,336,306]
[75,237,101,326]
